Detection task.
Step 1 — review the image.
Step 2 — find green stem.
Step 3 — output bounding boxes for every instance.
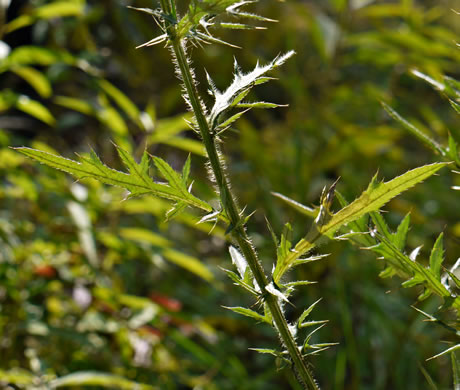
[159,2,319,389]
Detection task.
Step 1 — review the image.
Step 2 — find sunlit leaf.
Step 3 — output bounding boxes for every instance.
[282,163,448,278]
[0,369,35,386]
[50,372,157,389]
[208,52,294,130]
[13,147,212,212]
[10,66,52,98]
[120,227,214,282]
[5,2,85,34]
[15,95,55,125]
[97,79,142,128]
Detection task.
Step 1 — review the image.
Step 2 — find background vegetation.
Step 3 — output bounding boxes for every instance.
[0,0,459,389]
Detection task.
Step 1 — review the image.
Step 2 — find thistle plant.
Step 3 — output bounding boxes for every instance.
[13,0,455,388]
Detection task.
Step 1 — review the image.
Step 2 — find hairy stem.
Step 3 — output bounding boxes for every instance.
[159,1,319,388]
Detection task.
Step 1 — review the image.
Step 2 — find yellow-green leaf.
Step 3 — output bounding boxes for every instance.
[50,371,157,389]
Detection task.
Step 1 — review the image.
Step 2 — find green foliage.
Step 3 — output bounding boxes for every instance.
[273,163,447,284]
[2,0,459,389]
[15,146,211,212]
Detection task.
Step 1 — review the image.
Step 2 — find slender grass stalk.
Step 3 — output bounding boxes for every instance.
[158,1,318,388]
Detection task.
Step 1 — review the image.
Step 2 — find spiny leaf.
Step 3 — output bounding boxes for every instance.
[426,344,460,361]
[153,156,185,191]
[429,233,445,280]
[271,191,317,218]
[319,163,447,239]
[393,213,411,250]
[14,147,211,212]
[165,201,187,221]
[369,233,456,303]
[219,22,266,30]
[229,245,247,278]
[370,211,392,241]
[223,306,270,323]
[227,1,277,22]
[176,0,272,40]
[236,101,285,109]
[298,298,322,328]
[208,52,295,130]
[283,280,317,288]
[215,109,250,134]
[223,268,259,296]
[265,282,289,303]
[280,163,449,293]
[382,102,445,156]
[182,154,192,186]
[249,348,285,358]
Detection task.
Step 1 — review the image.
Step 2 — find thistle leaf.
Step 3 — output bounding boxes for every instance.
[249,348,284,358]
[223,306,270,323]
[298,298,322,328]
[429,233,445,280]
[265,282,289,303]
[271,191,317,218]
[208,52,295,130]
[14,147,211,212]
[426,344,460,361]
[382,102,445,156]
[215,109,250,134]
[229,245,248,278]
[182,154,192,186]
[223,268,259,296]
[393,213,411,250]
[236,101,285,109]
[320,163,448,239]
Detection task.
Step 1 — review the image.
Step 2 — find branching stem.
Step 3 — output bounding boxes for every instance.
[159,1,319,388]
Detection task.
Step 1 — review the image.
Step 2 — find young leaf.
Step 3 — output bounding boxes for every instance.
[229,245,248,279]
[266,282,289,303]
[208,52,295,130]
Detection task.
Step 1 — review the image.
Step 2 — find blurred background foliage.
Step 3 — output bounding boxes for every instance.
[0,0,459,389]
